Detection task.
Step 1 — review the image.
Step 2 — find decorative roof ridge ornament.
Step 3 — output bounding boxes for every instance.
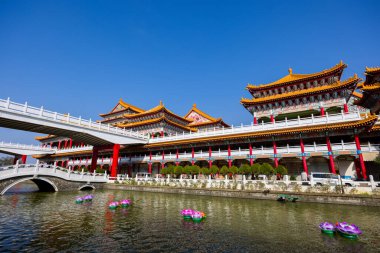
[288,68,293,75]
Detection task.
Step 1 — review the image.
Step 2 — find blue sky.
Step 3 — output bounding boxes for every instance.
[0,0,379,146]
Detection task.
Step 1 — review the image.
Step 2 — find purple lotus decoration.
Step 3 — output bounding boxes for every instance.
[191,211,203,220]
[109,201,119,209]
[120,199,131,206]
[319,222,335,232]
[181,209,194,217]
[336,222,362,237]
[75,197,84,203]
[83,194,93,201]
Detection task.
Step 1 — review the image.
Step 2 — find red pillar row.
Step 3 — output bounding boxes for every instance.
[270,114,274,123]
[320,107,325,116]
[90,146,99,172]
[300,137,308,175]
[110,144,120,178]
[208,146,212,168]
[354,134,367,180]
[191,147,195,165]
[227,145,232,168]
[273,140,278,168]
[325,136,336,174]
[249,143,253,166]
[21,155,27,164]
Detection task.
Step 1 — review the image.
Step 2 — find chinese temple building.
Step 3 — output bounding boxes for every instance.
[33,62,380,181]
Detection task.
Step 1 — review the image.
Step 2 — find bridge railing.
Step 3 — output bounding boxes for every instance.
[0,163,108,182]
[0,141,57,152]
[0,98,148,140]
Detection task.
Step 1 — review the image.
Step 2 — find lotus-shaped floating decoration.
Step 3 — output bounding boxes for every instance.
[75,197,84,204]
[83,194,93,201]
[335,222,362,239]
[319,222,335,234]
[120,199,131,207]
[108,201,119,209]
[181,209,194,219]
[191,211,203,222]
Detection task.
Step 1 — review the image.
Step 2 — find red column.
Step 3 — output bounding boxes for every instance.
[90,146,99,172]
[249,143,253,166]
[320,107,325,116]
[110,144,120,178]
[148,151,152,174]
[208,146,212,168]
[273,141,278,168]
[228,145,232,168]
[160,131,164,137]
[69,139,73,148]
[176,149,179,166]
[253,113,258,125]
[58,141,61,150]
[64,140,68,148]
[191,147,195,165]
[354,134,367,180]
[270,114,274,123]
[21,155,27,164]
[326,136,336,174]
[300,137,308,175]
[343,103,349,113]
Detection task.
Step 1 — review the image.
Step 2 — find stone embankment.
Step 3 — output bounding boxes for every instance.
[104,178,380,207]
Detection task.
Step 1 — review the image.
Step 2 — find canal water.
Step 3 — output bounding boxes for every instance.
[1,183,379,253]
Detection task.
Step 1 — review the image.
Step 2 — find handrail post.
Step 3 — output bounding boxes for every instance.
[5,97,10,109]
[326,112,329,122]
[67,113,70,123]
[39,106,44,116]
[23,102,28,113]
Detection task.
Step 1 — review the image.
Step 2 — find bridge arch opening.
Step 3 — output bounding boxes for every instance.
[78,184,96,191]
[1,177,58,195]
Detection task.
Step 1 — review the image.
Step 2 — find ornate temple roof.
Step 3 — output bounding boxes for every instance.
[35,135,57,141]
[365,67,380,75]
[117,116,197,132]
[184,104,230,127]
[99,98,145,117]
[241,75,360,106]
[246,61,347,91]
[122,101,192,123]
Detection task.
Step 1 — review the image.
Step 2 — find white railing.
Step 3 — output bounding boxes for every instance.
[0,163,108,182]
[149,110,363,143]
[55,145,93,154]
[0,98,148,140]
[0,141,56,152]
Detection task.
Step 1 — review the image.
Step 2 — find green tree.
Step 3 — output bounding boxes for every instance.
[251,163,261,176]
[239,164,252,175]
[220,165,229,176]
[167,165,175,176]
[210,165,219,175]
[191,165,200,175]
[201,167,211,175]
[174,166,183,177]
[229,166,238,175]
[184,165,192,176]
[260,163,274,176]
[160,167,168,175]
[275,165,288,176]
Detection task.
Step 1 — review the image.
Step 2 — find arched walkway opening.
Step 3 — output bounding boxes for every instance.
[1,177,58,195]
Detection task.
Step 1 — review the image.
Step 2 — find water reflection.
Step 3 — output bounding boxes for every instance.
[0,189,379,252]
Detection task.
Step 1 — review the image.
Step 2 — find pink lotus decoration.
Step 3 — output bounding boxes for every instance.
[191,211,203,219]
[120,199,131,206]
[319,222,335,231]
[181,209,194,218]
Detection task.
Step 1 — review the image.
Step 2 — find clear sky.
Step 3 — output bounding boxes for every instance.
[0,0,379,146]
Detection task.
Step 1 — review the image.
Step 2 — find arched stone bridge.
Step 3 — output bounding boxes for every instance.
[0,163,108,195]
